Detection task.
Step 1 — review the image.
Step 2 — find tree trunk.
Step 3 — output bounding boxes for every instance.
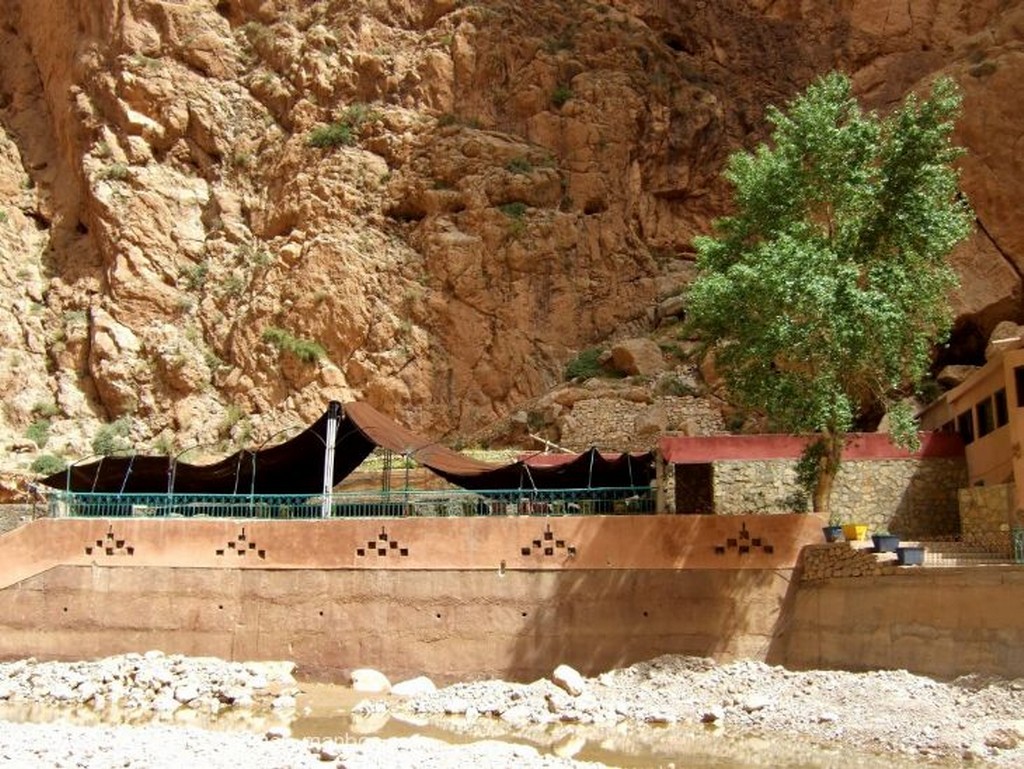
[811,431,844,514]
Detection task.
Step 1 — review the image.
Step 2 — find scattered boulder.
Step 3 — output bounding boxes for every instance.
[644,711,678,724]
[391,676,437,697]
[986,321,1024,361]
[608,338,667,377]
[654,294,687,326]
[985,728,1021,750]
[701,704,725,724]
[350,668,391,693]
[552,664,586,697]
[317,740,343,761]
[936,364,980,389]
[264,725,290,741]
[742,693,770,713]
[633,405,667,438]
[172,683,201,704]
[499,703,534,725]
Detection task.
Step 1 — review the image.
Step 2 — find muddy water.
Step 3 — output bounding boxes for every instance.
[0,682,955,769]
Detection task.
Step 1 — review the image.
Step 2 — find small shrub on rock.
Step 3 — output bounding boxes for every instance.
[565,347,606,380]
[262,327,326,363]
[31,454,66,476]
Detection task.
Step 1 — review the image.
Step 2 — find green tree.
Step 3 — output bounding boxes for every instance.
[686,72,973,513]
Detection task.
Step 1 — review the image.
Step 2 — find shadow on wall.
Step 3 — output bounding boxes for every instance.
[504,568,795,680]
[886,459,965,539]
[502,518,805,680]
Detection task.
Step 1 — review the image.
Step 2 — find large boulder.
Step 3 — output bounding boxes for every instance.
[608,339,666,377]
[985,321,1024,360]
[349,668,391,694]
[552,663,586,697]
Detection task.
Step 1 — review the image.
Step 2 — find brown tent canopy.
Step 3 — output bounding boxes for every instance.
[42,402,653,494]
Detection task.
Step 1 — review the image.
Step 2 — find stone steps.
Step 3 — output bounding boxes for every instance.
[914,543,1013,567]
[847,539,1014,566]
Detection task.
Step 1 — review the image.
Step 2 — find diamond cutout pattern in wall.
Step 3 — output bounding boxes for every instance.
[215,527,266,559]
[84,526,135,557]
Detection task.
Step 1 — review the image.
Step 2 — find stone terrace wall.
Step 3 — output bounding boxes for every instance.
[712,458,965,538]
[958,483,1016,555]
[800,542,900,581]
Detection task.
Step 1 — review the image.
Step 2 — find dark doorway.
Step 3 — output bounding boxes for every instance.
[675,463,714,513]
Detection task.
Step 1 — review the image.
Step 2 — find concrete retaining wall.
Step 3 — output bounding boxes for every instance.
[772,567,1024,679]
[0,514,817,682]
[5,515,1024,682]
[0,566,791,683]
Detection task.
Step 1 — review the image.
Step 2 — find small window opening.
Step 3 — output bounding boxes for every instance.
[977,398,995,438]
[995,388,1009,427]
[957,411,974,445]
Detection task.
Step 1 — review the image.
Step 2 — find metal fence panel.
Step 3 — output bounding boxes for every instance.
[45,487,654,520]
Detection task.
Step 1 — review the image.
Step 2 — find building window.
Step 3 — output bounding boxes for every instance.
[1016,366,1024,407]
[995,388,1009,427]
[957,411,974,445]
[977,398,995,438]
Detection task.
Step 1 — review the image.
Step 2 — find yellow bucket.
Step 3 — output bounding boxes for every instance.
[842,523,869,541]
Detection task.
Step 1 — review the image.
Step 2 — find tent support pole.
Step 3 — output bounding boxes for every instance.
[655,448,667,514]
[321,401,341,518]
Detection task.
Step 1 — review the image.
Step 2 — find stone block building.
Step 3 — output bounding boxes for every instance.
[656,432,966,539]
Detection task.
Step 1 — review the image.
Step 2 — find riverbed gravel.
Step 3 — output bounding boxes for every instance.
[2,652,1024,767]
[399,655,1024,766]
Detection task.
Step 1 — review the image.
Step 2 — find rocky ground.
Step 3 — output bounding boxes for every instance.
[2,653,1024,768]
[0,504,34,535]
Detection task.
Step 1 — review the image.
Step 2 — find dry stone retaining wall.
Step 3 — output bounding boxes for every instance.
[800,543,900,581]
[560,395,724,452]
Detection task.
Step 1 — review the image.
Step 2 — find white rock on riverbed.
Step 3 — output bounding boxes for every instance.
[391,675,437,697]
[350,667,391,693]
[0,652,295,717]
[399,655,1024,767]
[6,653,1024,767]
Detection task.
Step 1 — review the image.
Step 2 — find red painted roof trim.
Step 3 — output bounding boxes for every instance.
[658,431,964,464]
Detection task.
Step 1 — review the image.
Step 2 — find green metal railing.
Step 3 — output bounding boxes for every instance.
[45,487,655,520]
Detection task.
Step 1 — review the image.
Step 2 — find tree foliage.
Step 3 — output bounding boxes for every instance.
[686,72,973,512]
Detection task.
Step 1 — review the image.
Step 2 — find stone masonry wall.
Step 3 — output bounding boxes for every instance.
[958,483,1016,556]
[710,458,966,539]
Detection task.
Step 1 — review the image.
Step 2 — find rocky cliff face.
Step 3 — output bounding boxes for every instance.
[0,0,1022,483]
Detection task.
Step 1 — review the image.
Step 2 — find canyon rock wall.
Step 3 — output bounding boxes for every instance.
[0,0,1022,483]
